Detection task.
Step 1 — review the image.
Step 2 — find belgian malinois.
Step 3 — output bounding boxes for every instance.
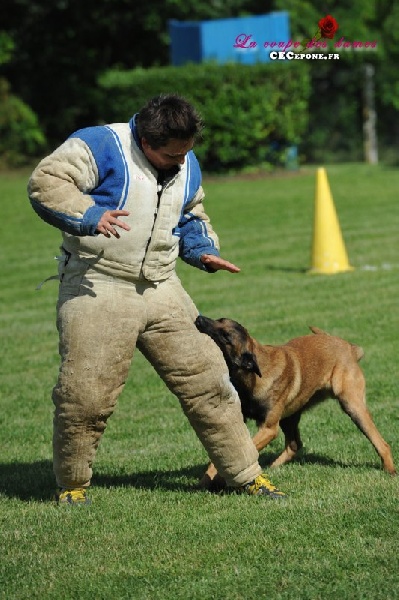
[195,316,396,489]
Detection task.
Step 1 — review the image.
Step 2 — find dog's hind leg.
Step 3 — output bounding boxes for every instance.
[337,385,396,475]
[270,412,303,468]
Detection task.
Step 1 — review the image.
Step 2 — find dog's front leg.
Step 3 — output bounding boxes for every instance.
[270,412,303,467]
[252,422,280,453]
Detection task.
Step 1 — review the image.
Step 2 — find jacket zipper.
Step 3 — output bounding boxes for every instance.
[139,174,177,278]
[140,194,161,278]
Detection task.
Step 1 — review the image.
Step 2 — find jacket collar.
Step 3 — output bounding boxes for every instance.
[129,114,142,150]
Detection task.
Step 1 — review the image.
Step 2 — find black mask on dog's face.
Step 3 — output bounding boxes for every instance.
[234,351,262,378]
[195,315,262,377]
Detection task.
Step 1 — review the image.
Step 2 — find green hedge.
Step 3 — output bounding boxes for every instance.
[98,62,310,173]
[0,78,46,167]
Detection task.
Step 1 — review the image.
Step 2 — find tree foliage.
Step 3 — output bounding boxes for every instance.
[0,0,273,142]
[0,28,45,165]
[272,0,399,163]
[100,61,310,172]
[0,0,398,163]
[0,78,46,165]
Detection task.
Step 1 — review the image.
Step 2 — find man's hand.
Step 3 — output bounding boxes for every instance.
[97,210,131,238]
[201,254,241,273]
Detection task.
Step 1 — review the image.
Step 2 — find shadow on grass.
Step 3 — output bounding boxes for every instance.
[263,264,308,274]
[0,453,383,502]
[0,459,54,502]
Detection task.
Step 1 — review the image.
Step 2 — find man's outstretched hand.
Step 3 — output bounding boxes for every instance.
[201,254,240,273]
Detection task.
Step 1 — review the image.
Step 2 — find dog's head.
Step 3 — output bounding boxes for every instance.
[195,315,262,378]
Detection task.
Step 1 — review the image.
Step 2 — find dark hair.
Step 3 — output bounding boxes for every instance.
[136,94,203,149]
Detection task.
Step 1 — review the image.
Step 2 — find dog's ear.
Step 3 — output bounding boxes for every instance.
[237,352,262,377]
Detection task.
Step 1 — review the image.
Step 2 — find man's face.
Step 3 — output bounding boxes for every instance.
[141,137,194,170]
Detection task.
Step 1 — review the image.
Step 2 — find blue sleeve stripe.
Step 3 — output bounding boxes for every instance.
[184,153,191,205]
[31,198,81,222]
[104,126,130,209]
[183,151,202,208]
[30,198,84,235]
[199,220,215,248]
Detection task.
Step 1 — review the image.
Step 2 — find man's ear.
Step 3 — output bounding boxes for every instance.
[141,137,150,150]
[238,352,262,377]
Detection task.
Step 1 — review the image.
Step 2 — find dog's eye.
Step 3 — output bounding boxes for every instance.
[220,331,231,343]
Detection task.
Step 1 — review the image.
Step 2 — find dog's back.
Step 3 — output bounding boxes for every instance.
[308,325,364,362]
[282,326,364,365]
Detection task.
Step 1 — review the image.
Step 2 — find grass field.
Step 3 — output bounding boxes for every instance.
[1,163,398,599]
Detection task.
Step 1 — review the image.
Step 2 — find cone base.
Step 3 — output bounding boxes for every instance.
[308,265,354,275]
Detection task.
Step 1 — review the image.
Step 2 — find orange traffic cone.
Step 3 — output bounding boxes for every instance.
[309,167,354,274]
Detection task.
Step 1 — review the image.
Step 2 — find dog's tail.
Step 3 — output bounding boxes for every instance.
[309,326,364,362]
[309,326,328,336]
[352,344,364,362]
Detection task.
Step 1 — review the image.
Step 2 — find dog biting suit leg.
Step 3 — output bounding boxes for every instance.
[195,316,396,489]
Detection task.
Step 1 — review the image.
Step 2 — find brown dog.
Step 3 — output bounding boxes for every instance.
[195,315,396,488]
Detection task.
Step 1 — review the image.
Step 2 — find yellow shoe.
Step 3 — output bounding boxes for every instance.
[55,487,91,505]
[240,474,286,499]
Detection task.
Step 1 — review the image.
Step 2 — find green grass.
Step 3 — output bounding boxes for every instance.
[1,164,399,599]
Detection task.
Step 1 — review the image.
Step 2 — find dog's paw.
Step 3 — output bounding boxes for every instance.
[198,473,227,493]
[209,474,227,492]
[198,473,213,490]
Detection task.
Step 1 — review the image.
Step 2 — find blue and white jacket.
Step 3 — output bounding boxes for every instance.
[28,116,220,282]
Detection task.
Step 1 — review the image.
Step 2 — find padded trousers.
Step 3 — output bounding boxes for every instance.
[52,256,261,488]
